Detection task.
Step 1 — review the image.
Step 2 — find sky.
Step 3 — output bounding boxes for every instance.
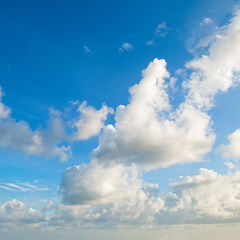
[1,0,240,239]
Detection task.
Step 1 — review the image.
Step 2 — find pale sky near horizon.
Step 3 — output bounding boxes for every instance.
[1,0,240,239]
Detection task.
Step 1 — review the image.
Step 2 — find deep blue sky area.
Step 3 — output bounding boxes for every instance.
[0,0,236,123]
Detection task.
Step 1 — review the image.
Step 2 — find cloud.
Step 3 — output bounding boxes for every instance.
[119,43,133,52]
[0,181,49,192]
[218,129,240,160]
[0,199,45,226]
[67,101,113,141]
[155,22,168,37]
[0,90,113,161]
[59,161,143,205]
[184,11,240,109]
[56,161,164,226]
[83,46,92,53]
[92,10,240,169]
[92,59,215,169]
[200,17,213,26]
[156,168,240,224]
[0,103,71,162]
[146,40,155,46]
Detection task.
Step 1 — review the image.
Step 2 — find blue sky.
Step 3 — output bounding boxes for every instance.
[1,0,240,239]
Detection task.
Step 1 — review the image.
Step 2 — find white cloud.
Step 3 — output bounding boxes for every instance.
[59,161,143,205]
[119,43,133,52]
[93,59,215,169]
[0,199,45,226]
[83,46,92,53]
[0,104,71,162]
[0,87,11,119]
[92,10,240,169]
[155,22,168,37]
[0,181,49,192]
[56,161,164,225]
[146,40,155,46]
[200,17,213,26]
[156,168,240,224]
[218,129,240,160]
[0,89,113,161]
[184,11,240,109]
[68,101,113,141]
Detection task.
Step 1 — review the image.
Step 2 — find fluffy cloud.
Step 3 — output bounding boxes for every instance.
[68,101,113,141]
[184,11,240,109]
[56,161,164,226]
[0,199,45,226]
[93,59,215,169]
[156,168,240,224]
[93,10,240,169]
[60,161,143,205]
[0,90,112,161]
[218,129,240,160]
[0,105,71,161]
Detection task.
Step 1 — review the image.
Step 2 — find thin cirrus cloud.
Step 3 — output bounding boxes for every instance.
[0,182,49,192]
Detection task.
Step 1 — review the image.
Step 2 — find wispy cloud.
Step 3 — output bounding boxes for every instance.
[146,40,155,46]
[0,181,49,192]
[200,17,213,26]
[83,45,92,53]
[119,43,133,53]
[155,22,169,37]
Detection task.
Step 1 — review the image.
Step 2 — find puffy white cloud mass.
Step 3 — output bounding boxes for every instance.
[93,59,215,169]
[56,161,164,225]
[54,165,240,226]
[93,10,240,169]
[0,199,45,226]
[68,101,113,141]
[184,11,240,109]
[157,168,240,224]
[218,129,240,160]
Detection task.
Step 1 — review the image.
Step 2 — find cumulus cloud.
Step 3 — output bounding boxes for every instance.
[218,129,240,160]
[0,90,112,161]
[184,11,240,109]
[156,168,240,224]
[56,161,164,226]
[68,101,113,141]
[0,103,71,161]
[59,161,143,205]
[92,59,215,169]
[92,10,240,169]
[0,199,45,226]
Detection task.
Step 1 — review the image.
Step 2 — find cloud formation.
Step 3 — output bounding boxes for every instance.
[218,129,240,160]
[0,199,45,226]
[93,10,240,169]
[93,59,215,169]
[68,101,113,141]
